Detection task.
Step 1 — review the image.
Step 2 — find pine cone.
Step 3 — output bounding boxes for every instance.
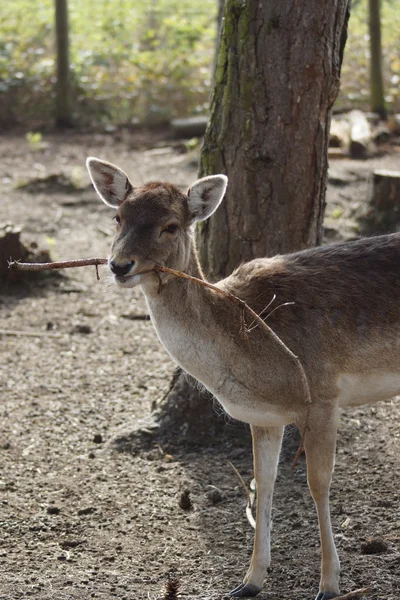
[164,577,180,600]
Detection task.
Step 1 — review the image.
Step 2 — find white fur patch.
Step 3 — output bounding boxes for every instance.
[337,372,400,406]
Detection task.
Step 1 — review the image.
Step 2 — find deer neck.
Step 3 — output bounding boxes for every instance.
[142,253,235,409]
[140,240,216,359]
[141,233,205,300]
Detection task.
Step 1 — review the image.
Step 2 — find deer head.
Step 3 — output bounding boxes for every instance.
[86,157,227,288]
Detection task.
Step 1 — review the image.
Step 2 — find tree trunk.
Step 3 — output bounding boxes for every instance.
[369,0,386,120]
[212,0,226,82]
[54,0,73,128]
[152,0,351,446]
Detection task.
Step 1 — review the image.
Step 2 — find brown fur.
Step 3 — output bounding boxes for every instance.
[88,160,399,599]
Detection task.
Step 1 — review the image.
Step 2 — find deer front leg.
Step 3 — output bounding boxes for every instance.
[229,425,283,598]
[304,409,340,600]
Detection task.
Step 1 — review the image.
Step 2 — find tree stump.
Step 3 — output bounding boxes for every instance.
[0,223,52,283]
[361,170,400,234]
[0,223,27,281]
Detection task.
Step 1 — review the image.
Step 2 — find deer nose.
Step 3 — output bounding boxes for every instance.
[110,260,135,277]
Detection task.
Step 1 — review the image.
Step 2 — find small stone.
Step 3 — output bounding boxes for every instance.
[78,506,96,516]
[361,536,388,555]
[71,324,92,334]
[88,451,95,459]
[93,433,103,444]
[60,539,86,549]
[47,506,61,515]
[205,487,223,505]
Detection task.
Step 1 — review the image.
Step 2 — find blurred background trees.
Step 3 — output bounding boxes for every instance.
[55,0,72,127]
[369,0,386,118]
[1,0,399,129]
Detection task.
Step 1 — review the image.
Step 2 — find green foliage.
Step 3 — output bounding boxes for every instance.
[1,0,400,127]
[25,131,44,151]
[1,0,216,126]
[338,0,400,111]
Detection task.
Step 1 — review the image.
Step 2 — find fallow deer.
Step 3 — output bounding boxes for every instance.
[87,156,400,599]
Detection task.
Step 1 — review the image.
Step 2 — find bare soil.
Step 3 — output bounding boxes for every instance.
[0,130,399,600]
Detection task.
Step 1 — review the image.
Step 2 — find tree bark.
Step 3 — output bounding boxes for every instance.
[369,0,386,120]
[152,0,351,445]
[212,0,226,82]
[55,0,73,128]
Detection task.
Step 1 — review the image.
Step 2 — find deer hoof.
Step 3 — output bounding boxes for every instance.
[228,583,262,597]
[315,592,338,600]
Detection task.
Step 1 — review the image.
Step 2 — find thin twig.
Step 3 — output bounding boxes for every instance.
[8,258,107,272]
[334,587,371,600]
[246,294,276,330]
[228,461,251,506]
[228,462,256,529]
[292,404,311,470]
[247,301,295,332]
[265,301,295,320]
[0,329,62,338]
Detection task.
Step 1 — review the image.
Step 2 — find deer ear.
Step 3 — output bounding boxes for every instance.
[86,157,133,208]
[187,175,228,222]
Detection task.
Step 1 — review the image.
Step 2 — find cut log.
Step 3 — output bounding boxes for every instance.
[328,148,348,160]
[170,116,208,138]
[348,110,374,158]
[329,118,350,148]
[361,170,400,234]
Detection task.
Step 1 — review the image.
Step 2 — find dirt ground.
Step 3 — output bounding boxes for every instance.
[0,130,399,600]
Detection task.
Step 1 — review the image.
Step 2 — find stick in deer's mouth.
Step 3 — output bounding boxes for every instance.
[8,258,108,272]
[8,256,311,459]
[8,258,108,281]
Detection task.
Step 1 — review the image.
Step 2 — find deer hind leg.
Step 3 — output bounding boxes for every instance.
[229,424,284,598]
[304,408,340,600]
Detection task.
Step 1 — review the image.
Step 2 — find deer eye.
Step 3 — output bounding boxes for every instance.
[113,215,121,225]
[163,223,178,235]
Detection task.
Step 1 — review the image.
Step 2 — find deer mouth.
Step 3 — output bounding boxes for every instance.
[113,265,157,288]
[114,273,142,288]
